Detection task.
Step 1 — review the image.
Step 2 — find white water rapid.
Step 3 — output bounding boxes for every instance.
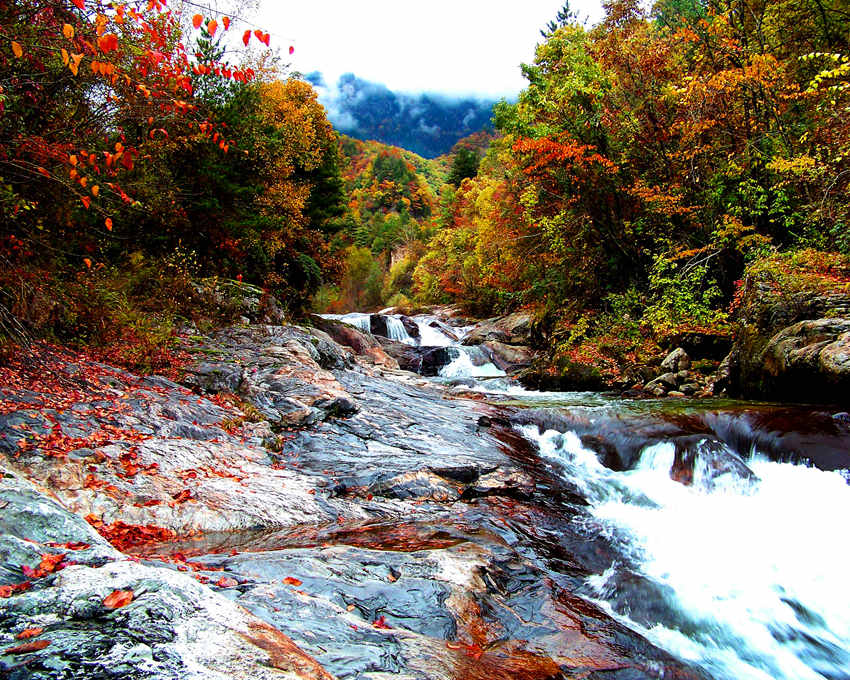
[519,425,850,680]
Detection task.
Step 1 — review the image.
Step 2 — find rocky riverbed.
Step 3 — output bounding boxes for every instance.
[1,322,711,679]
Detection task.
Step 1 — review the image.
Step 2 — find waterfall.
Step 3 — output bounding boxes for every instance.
[385,316,414,344]
[322,313,372,333]
[438,347,506,379]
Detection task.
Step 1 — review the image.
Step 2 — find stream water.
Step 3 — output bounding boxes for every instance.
[325,312,850,680]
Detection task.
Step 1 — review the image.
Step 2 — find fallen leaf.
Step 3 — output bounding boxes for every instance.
[373,615,391,629]
[11,41,23,58]
[215,576,238,588]
[4,639,50,654]
[282,576,302,586]
[102,589,134,609]
[16,628,44,640]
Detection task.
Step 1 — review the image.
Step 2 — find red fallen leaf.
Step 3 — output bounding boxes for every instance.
[282,577,302,586]
[373,615,391,629]
[172,489,192,503]
[103,589,134,609]
[216,576,238,588]
[0,582,31,598]
[4,639,50,654]
[16,627,44,639]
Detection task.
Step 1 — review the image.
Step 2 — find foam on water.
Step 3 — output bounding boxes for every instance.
[385,316,415,344]
[520,426,850,680]
[438,348,505,379]
[322,313,372,333]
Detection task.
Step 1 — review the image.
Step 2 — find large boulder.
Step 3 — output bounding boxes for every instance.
[483,341,535,372]
[727,256,850,404]
[462,311,536,346]
[308,315,398,369]
[753,318,850,402]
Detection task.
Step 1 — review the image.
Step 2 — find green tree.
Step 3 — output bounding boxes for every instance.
[448,147,481,187]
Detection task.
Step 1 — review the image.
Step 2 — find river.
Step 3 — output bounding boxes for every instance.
[322,311,850,680]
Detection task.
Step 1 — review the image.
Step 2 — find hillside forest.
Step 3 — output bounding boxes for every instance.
[2,0,850,382]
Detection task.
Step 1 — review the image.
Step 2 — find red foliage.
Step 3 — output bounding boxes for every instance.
[85,515,176,551]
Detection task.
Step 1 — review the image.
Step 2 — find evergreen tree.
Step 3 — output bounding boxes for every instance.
[448,147,480,187]
[541,1,578,36]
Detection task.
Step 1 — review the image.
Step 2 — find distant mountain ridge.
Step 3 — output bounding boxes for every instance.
[307,72,499,158]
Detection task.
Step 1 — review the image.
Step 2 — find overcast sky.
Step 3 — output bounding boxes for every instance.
[253,1,604,97]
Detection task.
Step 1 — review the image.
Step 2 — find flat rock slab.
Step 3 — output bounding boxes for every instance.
[0,473,332,680]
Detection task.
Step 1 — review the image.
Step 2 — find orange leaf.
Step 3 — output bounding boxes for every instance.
[105,217,113,231]
[36,167,50,178]
[71,0,84,8]
[91,185,99,197]
[81,196,91,209]
[222,16,230,30]
[215,576,238,588]
[4,639,50,655]
[207,20,218,36]
[282,577,302,586]
[63,23,75,39]
[192,14,203,29]
[16,628,44,640]
[261,32,270,47]
[69,154,78,166]
[69,53,83,76]
[83,258,92,269]
[242,30,251,46]
[11,41,22,59]
[102,589,134,609]
[61,48,69,65]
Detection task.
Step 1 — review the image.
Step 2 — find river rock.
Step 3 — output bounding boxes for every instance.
[307,314,398,369]
[728,269,850,403]
[661,347,691,373]
[483,341,535,372]
[400,315,420,338]
[419,347,456,376]
[462,311,535,346]
[0,473,332,680]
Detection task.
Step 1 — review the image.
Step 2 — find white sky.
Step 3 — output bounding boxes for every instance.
[253,1,604,97]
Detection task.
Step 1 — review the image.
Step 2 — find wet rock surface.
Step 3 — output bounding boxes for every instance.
[728,274,850,405]
[0,323,715,679]
[0,473,329,680]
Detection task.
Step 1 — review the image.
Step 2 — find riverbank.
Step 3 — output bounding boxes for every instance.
[2,310,849,679]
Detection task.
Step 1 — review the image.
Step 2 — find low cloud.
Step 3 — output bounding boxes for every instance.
[312,73,499,158]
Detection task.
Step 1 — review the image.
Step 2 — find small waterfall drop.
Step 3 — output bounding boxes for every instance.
[385,316,414,344]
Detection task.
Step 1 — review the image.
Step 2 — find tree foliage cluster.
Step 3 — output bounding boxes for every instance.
[0,0,344,362]
[412,0,850,345]
[313,136,450,312]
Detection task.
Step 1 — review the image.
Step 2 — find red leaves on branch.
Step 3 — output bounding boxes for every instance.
[192,14,203,29]
[242,29,251,46]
